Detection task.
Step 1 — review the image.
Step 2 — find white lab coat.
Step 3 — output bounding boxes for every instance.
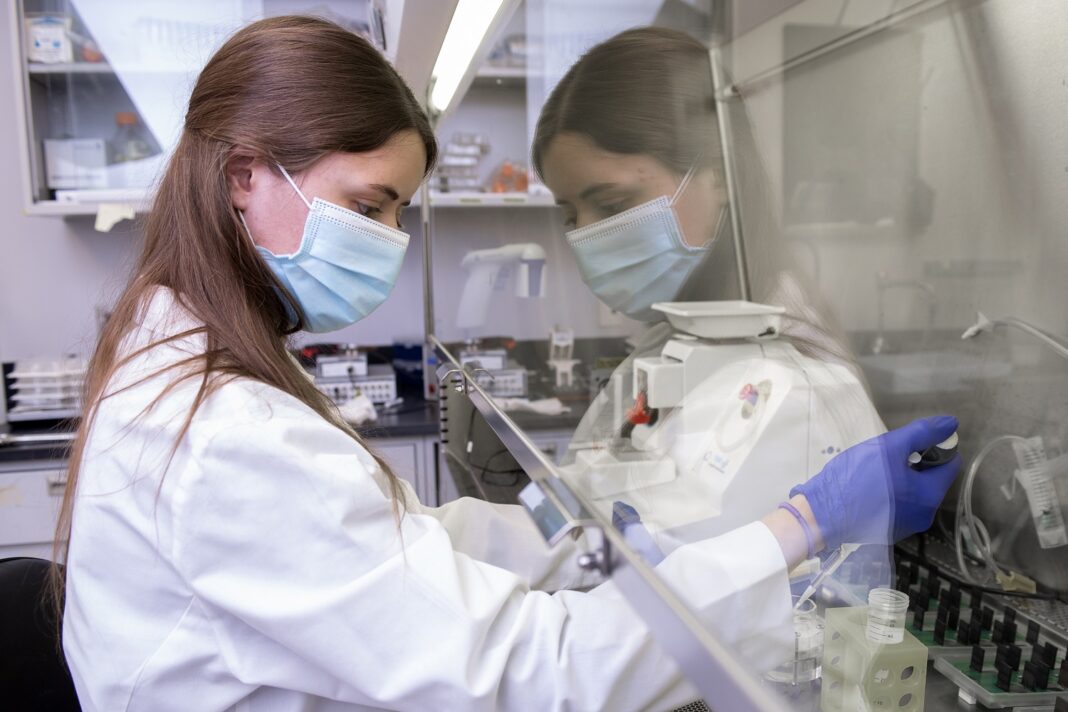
[64,288,792,712]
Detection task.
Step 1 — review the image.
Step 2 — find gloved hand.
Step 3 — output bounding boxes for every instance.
[790,415,961,551]
[612,501,666,566]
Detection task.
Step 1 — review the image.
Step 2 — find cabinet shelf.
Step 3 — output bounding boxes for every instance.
[472,66,534,88]
[23,191,556,217]
[476,66,527,79]
[23,188,150,217]
[27,61,113,74]
[428,191,556,208]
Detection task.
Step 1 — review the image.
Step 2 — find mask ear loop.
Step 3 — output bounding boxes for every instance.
[276,163,313,210]
[237,210,255,242]
[669,161,701,206]
[668,159,715,251]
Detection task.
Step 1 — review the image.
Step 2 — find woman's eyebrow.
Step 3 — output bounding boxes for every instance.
[579,183,620,200]
[368,183,400,201]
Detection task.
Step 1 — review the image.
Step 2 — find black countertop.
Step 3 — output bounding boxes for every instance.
[0,438,72,466]
[1,393,590,467]
[0,406,449,466]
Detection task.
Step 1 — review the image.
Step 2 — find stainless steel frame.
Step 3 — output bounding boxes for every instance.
[725,0,958,96]
[709,46,752,302]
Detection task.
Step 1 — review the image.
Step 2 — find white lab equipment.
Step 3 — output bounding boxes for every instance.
[459,347,508,371]
[459,346,529,397]
[1011,437,1068,549]
[316,349,369,378]
[472,363,528,397]
[563,300,885,552]
[455,243,547,329]
[314,364,397,405]
[547,327,580,389]
[4,356,87,421]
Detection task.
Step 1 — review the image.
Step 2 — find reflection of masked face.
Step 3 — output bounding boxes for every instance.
[565,165,714,321]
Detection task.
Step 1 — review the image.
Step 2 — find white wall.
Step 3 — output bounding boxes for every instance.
[0,5,138,362]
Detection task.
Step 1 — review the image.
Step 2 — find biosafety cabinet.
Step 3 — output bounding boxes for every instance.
[427,1,1068,710]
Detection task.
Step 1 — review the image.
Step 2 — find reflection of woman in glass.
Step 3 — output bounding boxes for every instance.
[533,27,887,543]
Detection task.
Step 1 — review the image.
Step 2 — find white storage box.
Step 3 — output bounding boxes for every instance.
[44,138,107,189]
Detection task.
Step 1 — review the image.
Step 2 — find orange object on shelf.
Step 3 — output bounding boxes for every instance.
[487,160,529,193]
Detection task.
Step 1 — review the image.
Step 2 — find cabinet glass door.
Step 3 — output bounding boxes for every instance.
[15,0,384,213]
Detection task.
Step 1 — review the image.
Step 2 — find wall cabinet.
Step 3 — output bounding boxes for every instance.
[9,0,390,216]
[0,461,65,559]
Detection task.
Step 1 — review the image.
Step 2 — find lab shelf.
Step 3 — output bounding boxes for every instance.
[26,61,189,78]
[428,191,556,208]
[476,66,527,79]
[21,190,150,217]
[5,407,79,422]
[471,66,533,88]
[22,191,555,217]
[27,61,111,74]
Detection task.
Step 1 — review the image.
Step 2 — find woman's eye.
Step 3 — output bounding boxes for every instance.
[562,214,577,229]
[599,202,626,218]
[355,202,381,217]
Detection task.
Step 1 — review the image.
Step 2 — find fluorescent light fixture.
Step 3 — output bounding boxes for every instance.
[430,0,506,114]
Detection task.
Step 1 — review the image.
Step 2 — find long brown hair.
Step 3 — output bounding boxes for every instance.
[50,16,437,630]
[533,27,722,179]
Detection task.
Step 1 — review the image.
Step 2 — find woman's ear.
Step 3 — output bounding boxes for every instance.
[226,153,256,210]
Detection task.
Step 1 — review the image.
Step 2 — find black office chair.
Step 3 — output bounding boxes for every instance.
[0,557,81,711]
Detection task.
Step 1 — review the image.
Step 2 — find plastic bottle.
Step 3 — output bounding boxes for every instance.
[109,112,151,164]
[866,588,909,644]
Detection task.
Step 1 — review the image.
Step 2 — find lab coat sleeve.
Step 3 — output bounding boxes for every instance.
[172,411,792,712]
[405,487,597,592]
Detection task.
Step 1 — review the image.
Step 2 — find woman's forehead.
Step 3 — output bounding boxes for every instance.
[315,132,426,196]
[542,134,674,199]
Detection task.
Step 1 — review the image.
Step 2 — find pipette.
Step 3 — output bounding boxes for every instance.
[794,543,860,610]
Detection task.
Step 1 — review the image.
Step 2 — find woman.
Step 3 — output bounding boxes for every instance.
[57,16,958,712]
[533,27,887,544]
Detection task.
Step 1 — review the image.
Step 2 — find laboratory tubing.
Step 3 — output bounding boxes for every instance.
[866,588,908,644]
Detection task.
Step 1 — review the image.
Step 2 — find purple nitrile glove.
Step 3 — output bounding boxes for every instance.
[612,501,666,566]
[790,416,962,551]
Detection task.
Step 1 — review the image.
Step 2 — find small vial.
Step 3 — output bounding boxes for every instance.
[764,596,824,710]
[867,588,909,644]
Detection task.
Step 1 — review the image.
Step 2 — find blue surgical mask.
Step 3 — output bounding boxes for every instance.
[565,165,712,321]
[240,165,409,333]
